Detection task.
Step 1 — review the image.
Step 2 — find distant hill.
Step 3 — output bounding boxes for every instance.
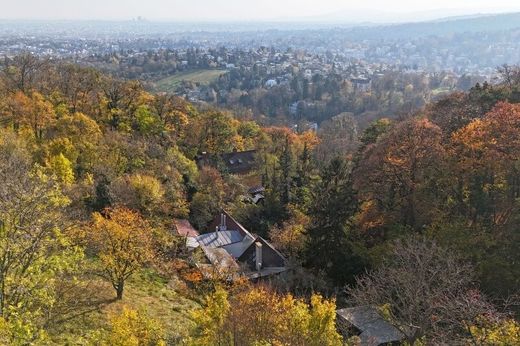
[346,12,520,40]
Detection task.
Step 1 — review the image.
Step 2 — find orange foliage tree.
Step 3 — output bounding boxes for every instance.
[354,118,446,230]
[452,101,520,226]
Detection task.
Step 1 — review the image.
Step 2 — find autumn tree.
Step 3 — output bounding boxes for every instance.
[90,207,154,300]
[449,102,520,297]
[110,174,166,216]
[101,79,143,130]
[190,286,342,346]
[53,63,101,115]
[269,205,310,259]
[190,166,227,230]
[49,112,102,175]
[348,238,497,344]
[103,306,166,346]
[452,101,520,226]
[191,110,238,154]
[0,132,83,342]
[0,90,55,138]
[354,118,446,231]
[425,92,482,137]
[190,287,231,346]
[470,318,520,345]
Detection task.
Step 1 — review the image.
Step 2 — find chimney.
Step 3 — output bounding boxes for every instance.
[255,242,263,271]
[219,213,227,231]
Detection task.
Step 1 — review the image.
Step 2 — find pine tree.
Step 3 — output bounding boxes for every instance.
[304,157,365,285]
[279,135,293,206]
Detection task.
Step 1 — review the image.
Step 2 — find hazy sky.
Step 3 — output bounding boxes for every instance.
[2,0,520,21]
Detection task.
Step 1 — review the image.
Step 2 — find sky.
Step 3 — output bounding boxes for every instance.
[2,0,520,21]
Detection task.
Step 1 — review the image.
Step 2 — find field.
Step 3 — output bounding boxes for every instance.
[155,69,228,92]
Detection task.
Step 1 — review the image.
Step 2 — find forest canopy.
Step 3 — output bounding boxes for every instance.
[0,54,518,344]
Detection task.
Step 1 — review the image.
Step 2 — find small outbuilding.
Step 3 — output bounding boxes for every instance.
[336,306,405,346]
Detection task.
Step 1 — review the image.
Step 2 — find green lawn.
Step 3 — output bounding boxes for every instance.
[432,87,453,96]
[155,69,228,92]
[48,269,200,345]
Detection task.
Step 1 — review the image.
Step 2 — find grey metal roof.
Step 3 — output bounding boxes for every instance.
[196,230,243,248]
[336,306,404,345]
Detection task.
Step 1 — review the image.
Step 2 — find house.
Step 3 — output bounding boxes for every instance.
[336,306,405,346]
[351,77,372,92]
[221,150,257,174]
[247,185,265,204]
[187,210,286,280]
[265,79,278,88]
[197,150,257,175]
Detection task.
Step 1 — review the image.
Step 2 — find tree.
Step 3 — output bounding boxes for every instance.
[470,318,520,345]
[0,132,82,342]
[190,286,342,346]
[46,153,75,185]
[190,287,231,346]
[103,307,166,346]
[304,157,364,285]
[347,238,497,344]
[191,111,238,154]
[315,112,359,163]
[279,135,293,206]
[90,207,154,300]
[452,102,520,226]
[497,64,520,88]
[353,118,445,230]
[449,102,520,297]
[0,53,47,93]
[51,112,102,175]
[110,174,166,216]
[189,166,226,230]
[0,90,55,139]
[269,206,309,259]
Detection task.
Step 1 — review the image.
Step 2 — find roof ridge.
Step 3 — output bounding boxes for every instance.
[221,209,255,239]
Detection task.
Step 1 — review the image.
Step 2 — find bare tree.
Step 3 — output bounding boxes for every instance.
[497,64,520,88]
[347,238,497,345]
[1,52,48,93]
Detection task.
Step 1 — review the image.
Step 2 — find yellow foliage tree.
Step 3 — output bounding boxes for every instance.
[470,318,520,345]
[190,286,342,346]
[190,287,231,346]
[46,153,75,185]
[104,306,166,346]
[90,207,154,300]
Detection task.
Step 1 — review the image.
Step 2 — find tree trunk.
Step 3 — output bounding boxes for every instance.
[116,281,124,300]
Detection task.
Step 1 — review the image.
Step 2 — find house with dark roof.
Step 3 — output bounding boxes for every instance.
[336,306,405,346]
[187,210,287,280]
[196,150,258,175]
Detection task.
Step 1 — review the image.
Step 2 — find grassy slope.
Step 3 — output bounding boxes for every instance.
[155,69,227,93]
[49,269,200,345]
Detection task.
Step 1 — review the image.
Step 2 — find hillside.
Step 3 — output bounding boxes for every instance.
[346,12,520,39]
[0,54,518,344]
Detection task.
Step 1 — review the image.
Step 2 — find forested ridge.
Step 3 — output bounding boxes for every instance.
[0,54,518,345]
